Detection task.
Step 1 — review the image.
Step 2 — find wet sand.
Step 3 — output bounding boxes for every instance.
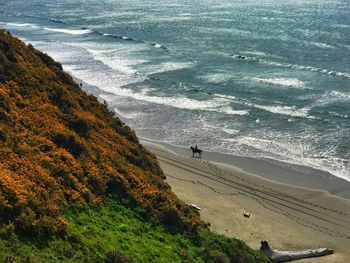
[142,139,350,262]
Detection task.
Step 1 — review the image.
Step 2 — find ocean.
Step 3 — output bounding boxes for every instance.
[1,0,349,181]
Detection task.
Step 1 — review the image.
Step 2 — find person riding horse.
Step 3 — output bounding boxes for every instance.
[190,145,203,158]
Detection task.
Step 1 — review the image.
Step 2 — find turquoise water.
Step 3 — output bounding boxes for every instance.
[1,0,349,181]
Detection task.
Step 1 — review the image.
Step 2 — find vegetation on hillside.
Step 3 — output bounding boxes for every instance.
[0,29,202,236]
[0,29,268,262]
[0,198,269,262]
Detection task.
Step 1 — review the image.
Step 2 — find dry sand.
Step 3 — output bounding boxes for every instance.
[142,140,350,263]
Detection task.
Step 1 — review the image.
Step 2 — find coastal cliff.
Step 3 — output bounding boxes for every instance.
[0,28,203,235]
[0,29,268,262]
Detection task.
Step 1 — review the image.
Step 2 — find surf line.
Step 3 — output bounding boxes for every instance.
[232,54,350,79]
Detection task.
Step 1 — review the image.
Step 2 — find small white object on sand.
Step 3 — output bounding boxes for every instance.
[243,211,250,218]
[187,203,202,211]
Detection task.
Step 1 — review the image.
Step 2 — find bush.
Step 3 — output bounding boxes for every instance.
[16,207,36,232]
[52,133,87,157]
[0,129,6,142]
[0,223,15,238]
[106,177,131,203]
[0,93,10,112]
[0,108,10,122]
[210,251,230,263]
[49,86,77,113]
[160,209,180,227]
[104,251,134,263]
[68,117,91,137]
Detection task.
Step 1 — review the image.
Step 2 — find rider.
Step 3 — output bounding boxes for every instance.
[195,144,198,150]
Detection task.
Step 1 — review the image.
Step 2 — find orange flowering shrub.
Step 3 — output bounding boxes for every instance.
[0,29,203,237]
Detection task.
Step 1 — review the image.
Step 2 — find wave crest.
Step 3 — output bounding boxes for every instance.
[253,77,307,89]
[100,32,168,50]
[252,104,313,119]
[232,54,350,79]
[43,27,93,35]
[232,135,350,181]
[5,22,38,28]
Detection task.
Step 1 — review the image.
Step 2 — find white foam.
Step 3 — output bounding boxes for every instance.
[222,128,240,135]
[154,43,163,48]
[86,48,140,75]
[146,16,192,22]
[43,27,93,35]
[232,135,350,182]
[252,104,313,119]
[335,24,350,29]
[65,68,231,114]
[232,55,350,79]
[39,42,194,104]
[146,61,194,75]
[329,90,350,101]
[313,90,350,107]
[125,93,224,111]
[319,156,350,181]
[201,73,231,84]
[328,111,349,118]
[63,63,143,92]
[113,107,142,119]
[5,22,38,28]
[64,42,149,84]
[241,51,266,56]
[197,26,251,36]
[309,41,334,49]
[83,11,141,20]
[99,88,246,116]
[234,135,304,160]
[253,77,307,89]
[214,94,236,100]
[219,108,249,116]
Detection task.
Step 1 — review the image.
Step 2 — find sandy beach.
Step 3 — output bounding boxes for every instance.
[142,140,350,263]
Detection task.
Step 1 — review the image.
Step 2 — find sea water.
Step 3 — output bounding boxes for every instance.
[1,0,349,181]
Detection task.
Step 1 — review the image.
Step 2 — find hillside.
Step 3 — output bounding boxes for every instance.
[0,29,268,262]
[0,28,203,234]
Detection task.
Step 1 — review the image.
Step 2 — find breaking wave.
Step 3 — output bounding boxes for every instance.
[231,135,350,181]
[4,22,39,28]
[146,62,194,75]
[219,108,249,115]
[309,41,334,49]
[232,54,350,79]
[253,77,307,89]
[43,27,93,35]
[250,104,314,119]
[3,21,168,51]
[49,18,65,24]
[312,90,350,107]
[99,32,168,50]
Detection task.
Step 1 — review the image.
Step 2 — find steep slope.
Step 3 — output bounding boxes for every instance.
[0,29,202,236]
[0,29,269,262]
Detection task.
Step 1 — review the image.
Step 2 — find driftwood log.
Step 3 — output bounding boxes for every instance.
[260,241,334,262]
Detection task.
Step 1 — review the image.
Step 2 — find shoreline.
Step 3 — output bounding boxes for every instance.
[140,137,350,200]
[141,139,350,262]
[57,54,350,262]
[4,24,350,262]
[68,71,350,200]
[73,67,350,200]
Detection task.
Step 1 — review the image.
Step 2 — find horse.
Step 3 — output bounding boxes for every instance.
[190,146,203,158]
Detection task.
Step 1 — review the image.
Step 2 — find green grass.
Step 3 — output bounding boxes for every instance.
[0,199,269,262]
